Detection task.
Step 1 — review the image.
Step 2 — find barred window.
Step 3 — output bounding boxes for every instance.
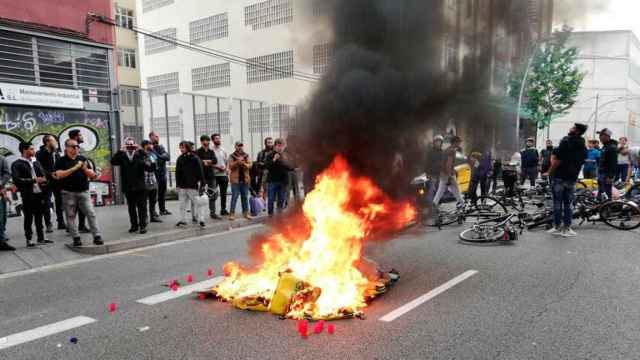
[123,125,144,143]
[147,72,179,94]
[115,6,134,29]
[151,115,183,138]
[190,13,229,44]
[248,107,271,133]
[271,104,292,132]
[244,0,293,31]
[195,111,231,135]
[144,28,177,55]
[0,30,36,85]
[142,0,174,13]
[313,43,333,74]
[247,50,293,83]
[117,48,136,68]
[192,63,230,90]
[120,88,140,107]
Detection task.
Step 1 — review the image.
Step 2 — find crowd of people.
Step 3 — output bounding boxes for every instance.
[424,123,633,237]
[0,131,299,252]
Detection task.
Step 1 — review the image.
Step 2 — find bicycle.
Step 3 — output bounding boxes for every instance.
[459,213,526,245]
[434,195,508,229]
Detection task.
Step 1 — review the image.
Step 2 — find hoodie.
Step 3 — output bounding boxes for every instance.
[599,139,619,178]
[552,134,587,181]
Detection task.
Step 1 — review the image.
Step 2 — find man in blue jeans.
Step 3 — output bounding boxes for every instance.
[545,123,588,237]
[597,128,618,201]
[265,138,294,216]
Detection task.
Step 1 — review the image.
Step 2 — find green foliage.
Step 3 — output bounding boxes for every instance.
[509,28,585,129]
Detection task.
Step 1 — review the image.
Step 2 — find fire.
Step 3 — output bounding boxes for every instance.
[213,156,416,319]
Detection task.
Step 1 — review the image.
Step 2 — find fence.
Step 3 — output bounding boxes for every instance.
[117,87,299,187]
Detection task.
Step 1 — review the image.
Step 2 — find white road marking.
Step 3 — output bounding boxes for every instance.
[0,224,264,281]
[136,276,225,305]
[379,270,479,322]
[0,316,96,351]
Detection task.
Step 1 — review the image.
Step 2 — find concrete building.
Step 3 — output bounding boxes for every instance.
[0,0,118,203]
[543,30,640,146]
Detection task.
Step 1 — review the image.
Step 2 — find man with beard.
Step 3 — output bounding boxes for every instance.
[545,123,588,237]
[520,138,539,187]
[539,139,554,184]
[265,138,294,216]
[196,135,220,219]
[149,131,171,216]
[597,128,618,201]
[36,135,64,231]
[68,129,93,233]
[12,142,52,247]
[253,137,274,198]
[175,141,206,228]
[228,142,252,220]
[211,133,229,216]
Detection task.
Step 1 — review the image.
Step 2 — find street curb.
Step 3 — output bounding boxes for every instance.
[65,217,268,255]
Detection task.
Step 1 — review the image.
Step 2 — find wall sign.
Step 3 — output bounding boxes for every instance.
[0,82,84,109]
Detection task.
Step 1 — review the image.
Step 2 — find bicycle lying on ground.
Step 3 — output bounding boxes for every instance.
[459,213,526,245]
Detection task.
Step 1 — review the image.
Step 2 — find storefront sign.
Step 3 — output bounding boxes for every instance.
[0,82,83,109]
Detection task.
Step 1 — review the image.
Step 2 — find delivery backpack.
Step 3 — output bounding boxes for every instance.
[250,196,265,216]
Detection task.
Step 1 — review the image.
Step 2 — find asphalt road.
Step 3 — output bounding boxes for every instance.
[1,222,640,360]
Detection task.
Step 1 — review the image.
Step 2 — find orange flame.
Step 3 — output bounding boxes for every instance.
[214,155,416,319]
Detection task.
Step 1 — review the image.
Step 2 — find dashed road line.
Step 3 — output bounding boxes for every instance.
[0,316,97,351]
[379,270,479,322]
[136,276,225,305]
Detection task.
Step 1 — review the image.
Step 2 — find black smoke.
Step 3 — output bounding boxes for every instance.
[296,0,502,198]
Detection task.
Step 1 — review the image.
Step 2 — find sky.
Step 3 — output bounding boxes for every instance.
[555,0,640,38]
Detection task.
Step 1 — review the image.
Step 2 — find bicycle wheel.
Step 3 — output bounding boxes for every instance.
[600,201,640,230]
[459,227,505,243]
[466,196,508,220]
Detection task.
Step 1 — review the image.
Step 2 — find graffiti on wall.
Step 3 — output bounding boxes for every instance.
[0,106,112,182]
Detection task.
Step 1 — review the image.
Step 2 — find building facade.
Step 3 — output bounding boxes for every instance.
[0,0,118,203]
[543,30,640,146]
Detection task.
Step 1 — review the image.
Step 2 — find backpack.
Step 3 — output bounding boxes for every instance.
[250,196,265,216]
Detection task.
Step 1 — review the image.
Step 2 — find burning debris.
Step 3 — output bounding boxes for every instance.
[203,156,414,320]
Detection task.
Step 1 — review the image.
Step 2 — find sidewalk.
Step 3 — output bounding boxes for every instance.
[0,199,266,274]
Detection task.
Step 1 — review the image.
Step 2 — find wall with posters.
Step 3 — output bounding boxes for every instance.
[0,106,112,186]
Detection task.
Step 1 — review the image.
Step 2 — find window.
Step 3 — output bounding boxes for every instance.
[117,48,136,68]
[119,88,140,107]
[245,0,293,31]
[313,43,333,74]
[142,0,174,13]
[0,30,36,84]
[190,13,228,44]
[312,0,331,16]
[147,72,179,94]
[123,125,144,143]
[151,115,183,138]
[247,50,294,83]
[192,63,230,90]
[115,6,134,29]
[248,106,270,133]
[144,28,177,55]
[271,104,292,132]
[73,44,110,102]
[195,111,230,135]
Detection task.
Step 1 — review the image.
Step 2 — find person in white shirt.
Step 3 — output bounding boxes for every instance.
[211,133,229,216]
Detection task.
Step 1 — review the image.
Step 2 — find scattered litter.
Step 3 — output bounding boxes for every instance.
[314,320,325,334]
[69,337,78,344]
[297,319,308,338]
[207,267,214,277]
[138,326,150,332]
[108,303,117,314]
[187,274,193,284]
[170,283,179,292]
[198,293,207,300]
[327,324,335,334]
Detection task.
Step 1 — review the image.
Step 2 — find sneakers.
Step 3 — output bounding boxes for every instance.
[210,213,222,220]
[150,217,163,223]
[72,237,83,247]
[128,226,139,233]
[221,210,230,216]
[26,241,37,248]
[93,236,103,246]
[160,210,172,216]
[0,242,15,251]
[139,227,147,234]
[192,218,198,224]
[176,221,187,228]
[37,239,54,244]
[46,224,54,233]
[546,226,562,236]
[199,221,206,228]
[562,228,577,237]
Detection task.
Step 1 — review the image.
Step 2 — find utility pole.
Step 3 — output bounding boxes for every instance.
[593,93,599,138]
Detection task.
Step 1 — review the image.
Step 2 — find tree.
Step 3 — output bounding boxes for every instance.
[509,27,585,129]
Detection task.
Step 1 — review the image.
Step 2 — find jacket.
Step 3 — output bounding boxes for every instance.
[265,151,294,184]
[152,144,170,177]
[229,151,252,184]
[176,152,205,190]
[35,145,60,174]
[599,140,618,178]
[11,158,47,195]
[196,147,217,181]
[540,147,553,172]
[520,147,539,168]
[111,150,152,192]
[0,155,10,189]
[425,146,444,176]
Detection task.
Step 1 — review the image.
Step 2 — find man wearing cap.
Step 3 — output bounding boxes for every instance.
[597,128,618,201]
[520,137,539,187]
[545,123,588,237]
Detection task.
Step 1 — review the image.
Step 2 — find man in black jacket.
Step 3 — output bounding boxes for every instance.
[196,135,219,219]
[12,142,52,247]
[111,137,152,234]
[520,138,539,186]
[597,128,618,201]
[252,137,273,197]
[265,138,294,216]
[175,141,206,227]
[0,154,13,251]
[36,135,64,231]
[149,131,171,216]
